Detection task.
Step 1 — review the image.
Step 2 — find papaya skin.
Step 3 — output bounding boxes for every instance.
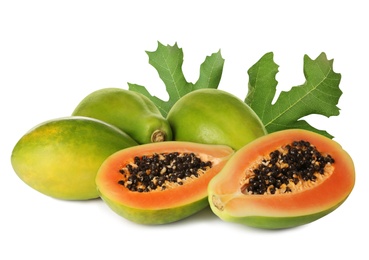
[72,88,173,144]
[208,129,355,229]
[100,193,208,225]
[95,141,234,224]
[212,198,345,229]
[167,89,267,150]
[11,116,138,200]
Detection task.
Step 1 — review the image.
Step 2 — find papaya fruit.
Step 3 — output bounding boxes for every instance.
[72,88,173,144]
[11,116,138,200]
[167,89,267,150]
[95,141,234,224]
[208,129,355,229]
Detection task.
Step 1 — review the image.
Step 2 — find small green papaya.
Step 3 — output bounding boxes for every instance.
[11,116,138,200]
[167,89,267,150]
[72,88,172,144]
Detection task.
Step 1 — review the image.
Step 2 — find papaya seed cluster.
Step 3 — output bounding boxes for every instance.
[241,140,335,195]
[118,152,212,192]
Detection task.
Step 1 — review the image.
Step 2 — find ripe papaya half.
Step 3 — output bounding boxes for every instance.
[208,129,355,229]
[96,141,234,224]
[167,89,267,150]
[11,116,138,200]
[72,88,173,144]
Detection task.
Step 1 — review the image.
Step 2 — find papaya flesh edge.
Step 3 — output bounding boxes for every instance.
[208,129,355,229]
[96,141,234,224]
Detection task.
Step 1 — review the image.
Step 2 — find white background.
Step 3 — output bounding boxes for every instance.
[1,1,366,259]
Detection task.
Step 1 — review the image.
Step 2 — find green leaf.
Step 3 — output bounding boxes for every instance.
[128,42,224,117]
[245,52,342,139]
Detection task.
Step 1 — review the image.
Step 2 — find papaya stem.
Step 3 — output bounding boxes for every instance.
[151,130,166,142]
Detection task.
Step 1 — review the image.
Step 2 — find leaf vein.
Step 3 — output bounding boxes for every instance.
[264,67,332,127]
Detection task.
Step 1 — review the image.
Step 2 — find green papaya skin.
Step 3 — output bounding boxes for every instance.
[72,88,172,144]
[11,116,138,200]
[167,89,267,150]
[100,194,209,225]
[212,200,346,229]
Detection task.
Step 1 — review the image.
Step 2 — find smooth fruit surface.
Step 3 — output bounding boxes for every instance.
[11,116,138,200]
[208,129,355,229]
[167,89,267,150]
[96,141,234,224]
[72,88,173,144]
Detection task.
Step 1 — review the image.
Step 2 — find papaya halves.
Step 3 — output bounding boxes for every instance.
[96,141,234,224]
[208,129,355,229]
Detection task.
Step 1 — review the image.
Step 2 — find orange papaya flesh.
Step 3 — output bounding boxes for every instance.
[208,129,355,229]
[96,141,234,224]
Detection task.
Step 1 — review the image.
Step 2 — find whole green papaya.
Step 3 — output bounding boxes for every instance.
[72,88,172,144]
[11,116,138,200]
[167,89,267,150]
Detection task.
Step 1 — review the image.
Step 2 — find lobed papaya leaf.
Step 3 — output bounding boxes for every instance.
[128,42,224,117]
[245,52,342,139]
